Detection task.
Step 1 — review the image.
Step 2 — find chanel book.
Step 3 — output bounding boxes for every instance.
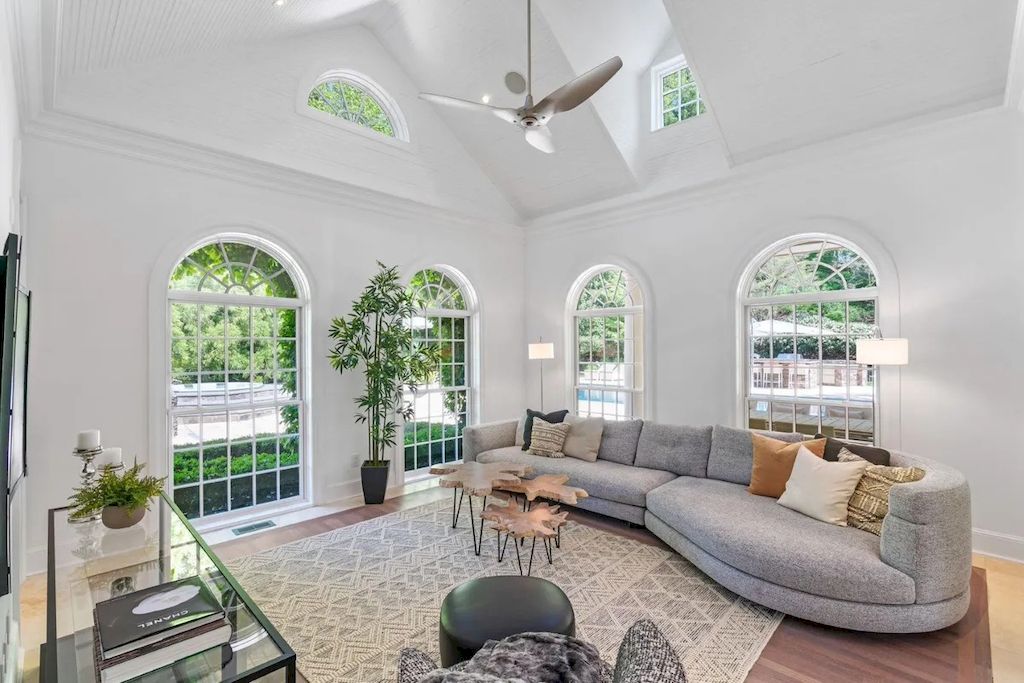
[95,576,226,658]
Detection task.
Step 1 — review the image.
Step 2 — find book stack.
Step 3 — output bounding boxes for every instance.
[93,576,231,683]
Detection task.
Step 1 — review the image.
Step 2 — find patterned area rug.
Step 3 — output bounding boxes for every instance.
[226,498,783,683]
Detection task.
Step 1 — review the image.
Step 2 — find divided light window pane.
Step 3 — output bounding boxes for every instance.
[169,241,304,520]
[744,239,878,443]
[403,270,473,473]
[659,62,705,129]
[573,269,644,420]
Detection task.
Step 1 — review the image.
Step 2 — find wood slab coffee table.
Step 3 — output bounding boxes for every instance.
[430,461,534,555]
[499,474,589,506]
[482,500,569,576]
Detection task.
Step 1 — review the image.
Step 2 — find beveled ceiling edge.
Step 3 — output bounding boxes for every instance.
[523,103,1014,238]
[23,108,526,236]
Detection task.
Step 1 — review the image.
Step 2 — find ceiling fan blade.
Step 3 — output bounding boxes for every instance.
[524,126,554,154]
[419,93,519,123]
[533,56,623,117]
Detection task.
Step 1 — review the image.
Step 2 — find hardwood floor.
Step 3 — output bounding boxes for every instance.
[211,485,997,683]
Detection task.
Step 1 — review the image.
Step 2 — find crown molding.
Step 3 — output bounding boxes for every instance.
[23,108,525,238]
[525,101,1010,237]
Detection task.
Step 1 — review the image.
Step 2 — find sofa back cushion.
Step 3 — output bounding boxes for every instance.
[707,425,807,485]
[597,419,644,465]
[634,423,713,477]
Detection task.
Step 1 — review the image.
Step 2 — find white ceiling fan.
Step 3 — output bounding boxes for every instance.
[419,0,622,154]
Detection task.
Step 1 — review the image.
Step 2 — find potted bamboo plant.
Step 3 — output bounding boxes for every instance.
[328,263,440,504]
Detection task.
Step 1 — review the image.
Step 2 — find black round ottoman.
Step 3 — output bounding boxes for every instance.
[439,576,576,667]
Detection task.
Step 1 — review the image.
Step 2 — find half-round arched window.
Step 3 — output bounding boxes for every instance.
[403,267,476,475]
[741,237,879,442]
[570,267,645,420]
[305,71,408,141]
[168,237,308,520]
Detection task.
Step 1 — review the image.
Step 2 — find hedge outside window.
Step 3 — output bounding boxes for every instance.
[572,268,645,420]
[743,238,879,443]
[169,239,305,519]
[403,269,473,473]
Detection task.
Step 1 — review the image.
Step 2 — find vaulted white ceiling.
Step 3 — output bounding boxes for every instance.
[21,0,1019,223]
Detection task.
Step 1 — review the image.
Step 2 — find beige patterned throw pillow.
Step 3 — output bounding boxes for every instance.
[839,447,925,535]
[527,418,571,458]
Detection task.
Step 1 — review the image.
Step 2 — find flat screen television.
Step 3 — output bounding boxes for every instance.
[0,233,28,599]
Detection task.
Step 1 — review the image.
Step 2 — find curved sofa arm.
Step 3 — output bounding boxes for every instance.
[879,452,972,605]
[463,419,518,462]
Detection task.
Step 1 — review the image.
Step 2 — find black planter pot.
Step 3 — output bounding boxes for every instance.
[360,460,390,504]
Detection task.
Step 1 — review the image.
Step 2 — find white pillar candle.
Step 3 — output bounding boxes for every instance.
[77,430,101,451]
[96,447,122,468]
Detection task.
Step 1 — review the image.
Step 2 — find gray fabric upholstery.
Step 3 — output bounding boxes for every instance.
[645,477,915,604]
[463,420,518,463]
[478,447,675,508]
[399,648,441,682]
[597,419,644,465]
[633,424,713,477]
[645,512,970,633]
[466,416,973,633]
[611,620,686,683]
[880,452,973,604]
[706,425,807,485]
[571,495,646,525]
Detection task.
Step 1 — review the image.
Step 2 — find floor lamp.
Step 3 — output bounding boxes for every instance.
[528,340,555,411]
[855,330,908,447]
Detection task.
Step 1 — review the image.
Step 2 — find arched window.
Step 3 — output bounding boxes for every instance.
[570,267,645,420]
[168,237,307,520]
[403,268,475,475]
[305,71,407,140]
[742,237,879,442]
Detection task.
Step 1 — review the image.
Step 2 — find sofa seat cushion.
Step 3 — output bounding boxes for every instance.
[646,477,916,605]
[477,447,676,508]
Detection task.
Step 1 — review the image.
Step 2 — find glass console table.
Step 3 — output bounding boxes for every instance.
[42,492,296,682]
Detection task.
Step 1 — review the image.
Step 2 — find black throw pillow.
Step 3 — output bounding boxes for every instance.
[816,433,891,465]
[522,409,569,450]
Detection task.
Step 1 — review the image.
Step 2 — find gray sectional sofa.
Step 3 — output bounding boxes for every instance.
[463,418,972,633]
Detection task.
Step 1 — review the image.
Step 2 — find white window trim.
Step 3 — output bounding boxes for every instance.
[159,232,314,530]
[650,54,702,132]
[401,266,480,484]
[737,234,882,444]
[296,68,411,145]
[565,264,651,421]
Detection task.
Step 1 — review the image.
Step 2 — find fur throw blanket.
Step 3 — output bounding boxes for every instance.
[417,631,611,683]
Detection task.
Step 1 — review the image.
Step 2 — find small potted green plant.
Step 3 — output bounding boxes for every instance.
[69,462,166,529]
[328,263,441,504]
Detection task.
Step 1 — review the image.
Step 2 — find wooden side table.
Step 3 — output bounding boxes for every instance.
[429,461,533,555]
[482,501,568,576]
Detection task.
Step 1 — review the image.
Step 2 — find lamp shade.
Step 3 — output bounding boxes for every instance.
[528,342,554,360]
[855,338,909,366]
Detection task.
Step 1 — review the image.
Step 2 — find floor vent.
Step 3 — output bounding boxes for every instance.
[231,520,276,536]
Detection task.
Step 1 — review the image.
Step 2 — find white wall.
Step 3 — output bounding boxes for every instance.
[524,108,1024,560]
[54,25,517,224]
[19,136,526,571]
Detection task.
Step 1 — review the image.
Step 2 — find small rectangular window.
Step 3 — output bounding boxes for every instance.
[651,55,706,131]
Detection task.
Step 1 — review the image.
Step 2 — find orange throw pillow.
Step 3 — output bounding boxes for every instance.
[748,434,826,498]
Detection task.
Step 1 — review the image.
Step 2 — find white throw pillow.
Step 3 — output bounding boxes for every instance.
[515,412,528,446]
[562,415,605,462]
[777,446,868,526]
